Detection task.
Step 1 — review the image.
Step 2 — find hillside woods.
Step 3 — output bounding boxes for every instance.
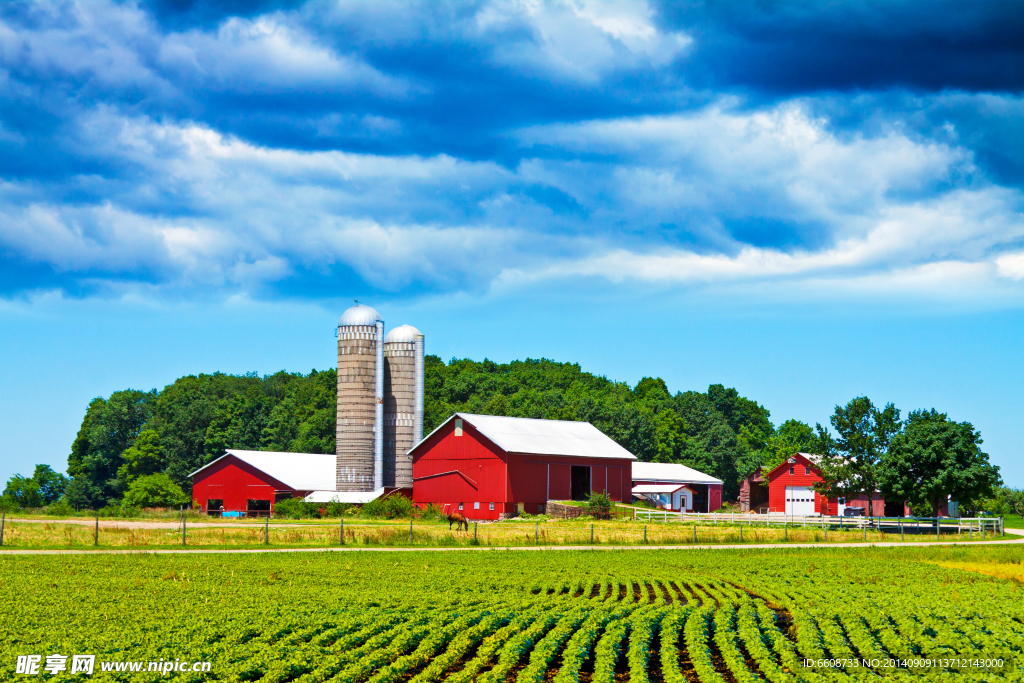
[62,357,828,508]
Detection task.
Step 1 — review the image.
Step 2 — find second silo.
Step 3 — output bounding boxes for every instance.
[383,324,423,488]
[336,303,384,491]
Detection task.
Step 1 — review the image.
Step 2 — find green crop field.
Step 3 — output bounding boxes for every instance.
[2,546,1022,681]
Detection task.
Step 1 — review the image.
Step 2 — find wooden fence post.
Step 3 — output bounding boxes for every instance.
[182,517,186,546]
[409,519,413,544]
[265,516,269,545]
[340,518,344,545]
[474,522,478,543]
[95,515,99,546]
[0,512,4,546]
[590,524,594,544]
[535,522,539,544]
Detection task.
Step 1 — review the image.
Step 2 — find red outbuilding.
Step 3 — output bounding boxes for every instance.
[190,449,336,516]
[410,413,637,520]
[765,453,905,516]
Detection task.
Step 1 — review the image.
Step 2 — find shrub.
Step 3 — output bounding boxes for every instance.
[273,497,322,519]
[121,474,190,509]
[323,500,354,518]
[361,494,415,519]
[99,504,141,518]
[43,499,76,517]
[585,491,613,518]
[417,503,445,521]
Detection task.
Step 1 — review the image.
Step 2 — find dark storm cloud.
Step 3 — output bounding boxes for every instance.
[659,0,1024,94]
[0,1,1023,302]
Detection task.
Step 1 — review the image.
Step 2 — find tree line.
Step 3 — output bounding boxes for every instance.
[1,356,1015,514]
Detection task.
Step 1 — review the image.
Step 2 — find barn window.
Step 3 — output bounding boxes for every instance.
[474,502,480,510]
[804,466,810,475]
[458,503,464,511]
[489,502,495,511]
[538,504,544,513]
[789,466,794,475]
[455,418,463,436]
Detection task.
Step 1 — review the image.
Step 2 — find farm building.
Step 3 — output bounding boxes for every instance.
[190,450,381,516]
[764,453,907,516]
[410,413,637,520]
[738,468,769,512]
[631,483,696,511]
[631,461,723,512]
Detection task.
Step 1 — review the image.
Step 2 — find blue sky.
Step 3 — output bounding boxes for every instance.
[0,0,1022,488]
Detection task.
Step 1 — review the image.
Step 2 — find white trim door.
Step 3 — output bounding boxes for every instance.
[785,486,815,516]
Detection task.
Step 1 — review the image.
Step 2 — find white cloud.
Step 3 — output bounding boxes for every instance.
[474,0,690,81]
[1,98,1023,304]
[159,15,407,95]
[0,1,404,100]
[995,252,1024,279]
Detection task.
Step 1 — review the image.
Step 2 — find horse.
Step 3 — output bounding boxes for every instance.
[447,512,469,531]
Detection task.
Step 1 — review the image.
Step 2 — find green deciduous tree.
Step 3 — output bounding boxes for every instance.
[121,473,191,509]
[813,397,901,511]
[2,464,69,509]
[880,409,1000,517]
[64,389,155,507]
[115,429,164,491]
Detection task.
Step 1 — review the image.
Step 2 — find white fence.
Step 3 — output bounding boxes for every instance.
[631,509,1004,535]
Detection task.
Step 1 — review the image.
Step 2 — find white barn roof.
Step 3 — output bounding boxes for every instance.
[632,461,722,485]
[304,489,384,504]
[632,483,693,494]
[415,413,637,460]
[189,450,336,491]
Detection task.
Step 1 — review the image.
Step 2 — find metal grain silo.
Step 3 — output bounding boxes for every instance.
[336,303,384,491]
[383,324,423,488]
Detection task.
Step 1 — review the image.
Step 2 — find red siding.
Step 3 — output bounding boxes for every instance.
[191,456,294,513]
[766,454,903,515]
[411,419,508,519]
[767,453,823,513]
[411,417,634,519]
[708,484,723,512]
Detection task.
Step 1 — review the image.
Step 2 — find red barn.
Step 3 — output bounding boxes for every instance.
[410,413,637,520]
[766,453,902,516]
[190,450,336,516]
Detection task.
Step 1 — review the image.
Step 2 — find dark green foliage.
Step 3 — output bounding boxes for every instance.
[584,490,613,517]
[424,357,769,498]
[361,493,416,519]
[881,409,1001,516]
[65,390,155,507]
[3,464,69,509]
[274,498,357,519]
[121,473,191,509]
[65,357,773,503]
[67,370,336,500]
[813,396,901,506]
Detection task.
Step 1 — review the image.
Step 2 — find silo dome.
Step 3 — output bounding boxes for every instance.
[339,303,383,327]
[384,324,422,343]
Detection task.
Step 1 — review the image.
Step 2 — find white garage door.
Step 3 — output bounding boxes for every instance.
[785,486,816,516]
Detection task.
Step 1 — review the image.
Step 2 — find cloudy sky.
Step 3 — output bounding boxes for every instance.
[1,0,1022,487]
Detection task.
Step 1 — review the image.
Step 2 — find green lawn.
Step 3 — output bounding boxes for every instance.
[1001,514,1024,529]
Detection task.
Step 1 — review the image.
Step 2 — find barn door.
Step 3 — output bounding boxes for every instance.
[786,486,815,516]
[570,466,591,501]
